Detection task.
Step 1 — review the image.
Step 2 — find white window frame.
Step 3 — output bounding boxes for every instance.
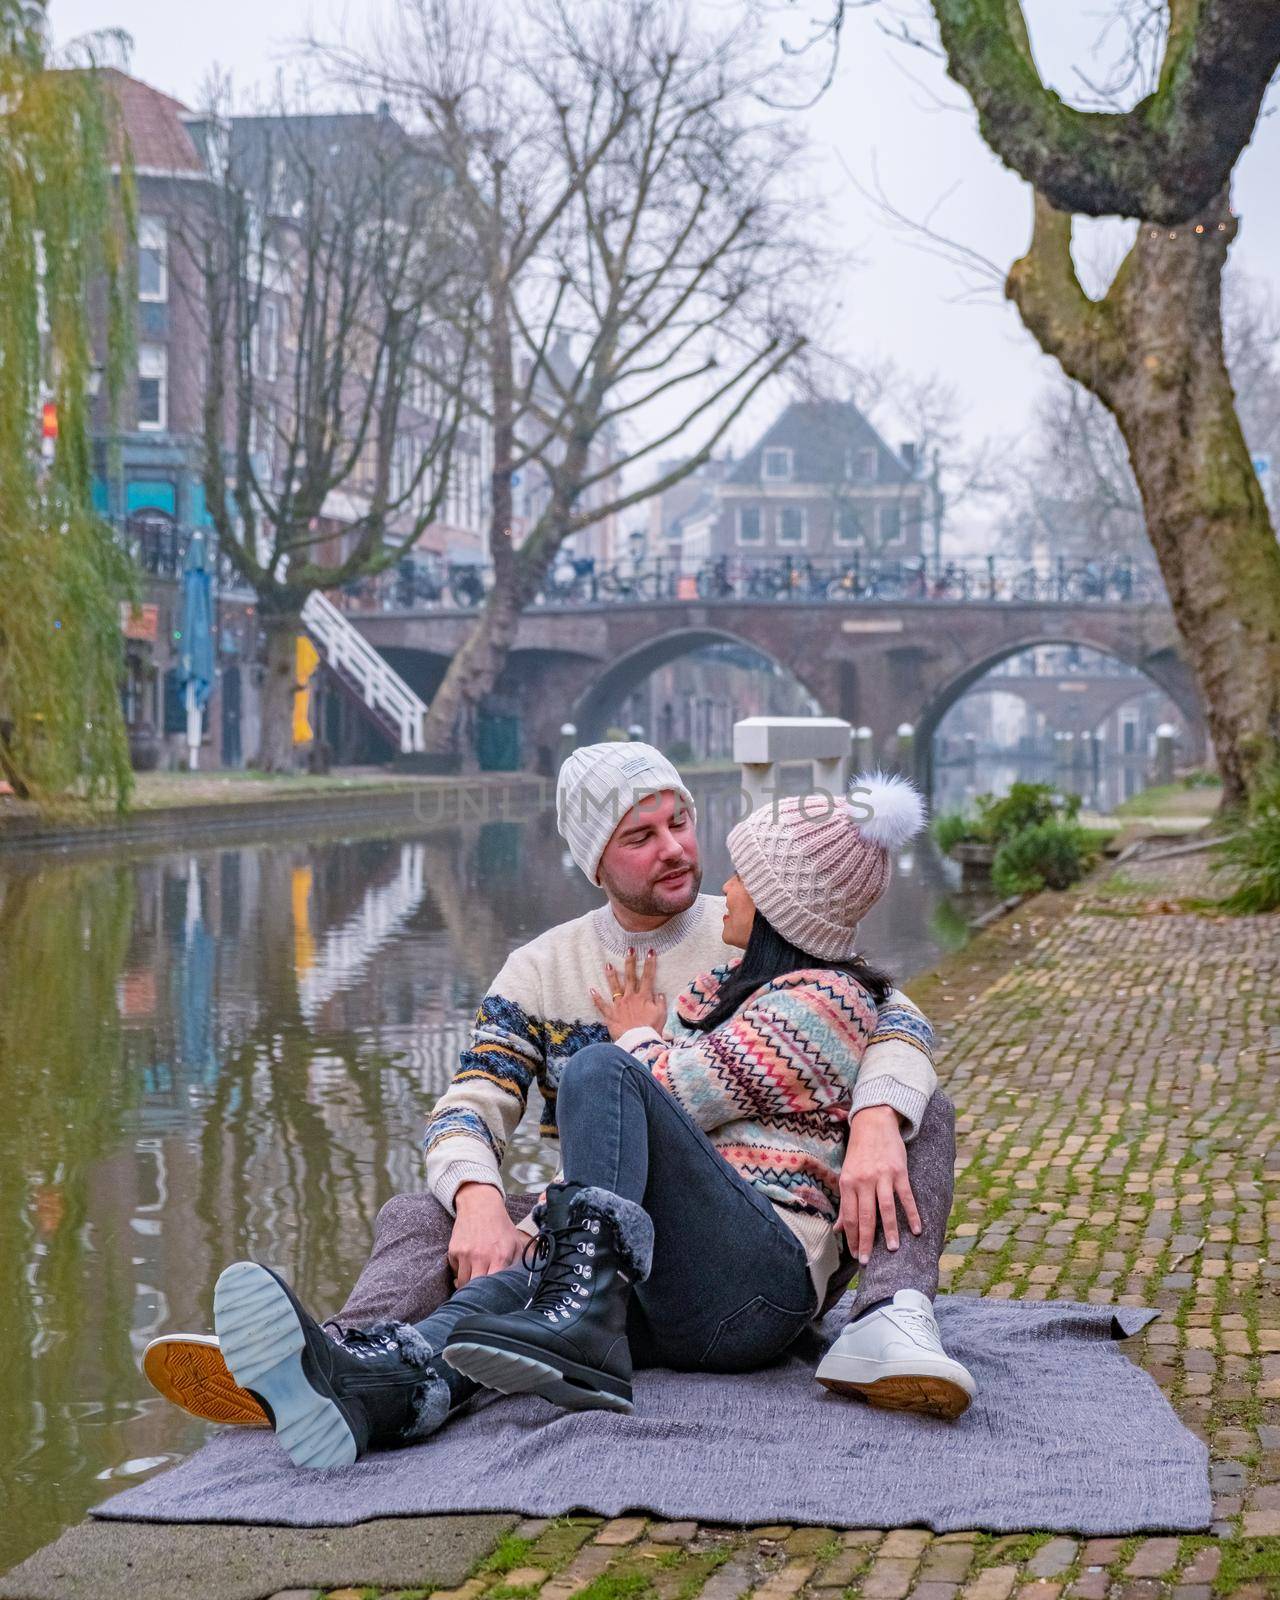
[834,501,868,545]
[257,300,280,382]
[249,399,278,475]
[878,502,904,544]
[138,216,168,303]
[777,504,807,546]
[847,446,877,485]
[137,344,167,431]
[736,504,763,545]
[762,447,793,482]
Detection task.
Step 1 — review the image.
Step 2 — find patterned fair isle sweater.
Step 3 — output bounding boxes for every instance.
[423,893,936,1301]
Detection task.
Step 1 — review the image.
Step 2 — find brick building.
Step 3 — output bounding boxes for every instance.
[691,398,932,567]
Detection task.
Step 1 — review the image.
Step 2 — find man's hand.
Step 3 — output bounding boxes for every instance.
[449,1182,524,1288]
[836,1104,922,1266]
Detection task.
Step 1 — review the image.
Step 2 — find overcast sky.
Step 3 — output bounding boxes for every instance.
[53,0,1280,547]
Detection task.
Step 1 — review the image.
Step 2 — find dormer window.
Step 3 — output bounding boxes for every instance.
[847,447,878,485]
[762,447,793,481]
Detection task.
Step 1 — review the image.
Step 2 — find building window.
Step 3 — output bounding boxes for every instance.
[138,216,168,303]
[762,447,792,482]
[778,505,806,544]
[138,344,167,430]
[879,503,903,544]
[390,434,419,504]
[835,502,868,544]
[847,447,878,485]
[737,505,762,543]
[256,300,281,381]
[249,400,278,475]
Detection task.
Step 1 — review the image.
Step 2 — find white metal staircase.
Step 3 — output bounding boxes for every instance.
[301,590,427,754]
[297,842,428,1021]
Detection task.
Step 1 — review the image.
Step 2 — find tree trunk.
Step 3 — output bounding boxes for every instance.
[253,613,303,773]
[1007,193,1280,810]
[420,559,548,757]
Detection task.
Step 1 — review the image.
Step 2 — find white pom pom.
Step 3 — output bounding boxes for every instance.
[844,769,927,851]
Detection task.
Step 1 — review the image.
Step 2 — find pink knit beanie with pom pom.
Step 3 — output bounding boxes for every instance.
[726,771,926,960]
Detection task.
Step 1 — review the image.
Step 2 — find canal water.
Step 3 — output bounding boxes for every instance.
[0,762,1144,1571]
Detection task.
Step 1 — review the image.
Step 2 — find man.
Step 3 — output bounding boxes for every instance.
[147,742,962,1424]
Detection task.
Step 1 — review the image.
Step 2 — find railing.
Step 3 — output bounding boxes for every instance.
[114,518,251,597]
[342,553,1165,612]
[301,590,427,754]
[116,519,1162,615]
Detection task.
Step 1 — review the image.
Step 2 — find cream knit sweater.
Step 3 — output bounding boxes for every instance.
[423,893,936,1299]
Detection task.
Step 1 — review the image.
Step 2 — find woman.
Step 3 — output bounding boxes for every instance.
[211,773,974,1470]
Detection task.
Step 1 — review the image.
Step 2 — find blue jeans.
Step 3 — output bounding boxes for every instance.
[412,1042,818,1385]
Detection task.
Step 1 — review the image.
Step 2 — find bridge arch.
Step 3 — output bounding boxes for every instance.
[571,625,828,743]
[914,634,1206,787]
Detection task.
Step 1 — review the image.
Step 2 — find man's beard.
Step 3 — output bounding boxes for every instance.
[601,860,703,918]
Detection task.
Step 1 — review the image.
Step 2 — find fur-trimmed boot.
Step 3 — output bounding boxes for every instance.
[443,1182,653,1414]
[213,1261,454,1468]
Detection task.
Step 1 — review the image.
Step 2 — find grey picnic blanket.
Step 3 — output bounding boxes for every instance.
[95,1295,1209,1536]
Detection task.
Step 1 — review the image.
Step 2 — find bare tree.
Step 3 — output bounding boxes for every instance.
[323,0,814,760]
[1005,267,1280,565]
[1226,272,1280,519]
[1000,377,1148,566]
[800,0,1280,806]
[185,93,473,769]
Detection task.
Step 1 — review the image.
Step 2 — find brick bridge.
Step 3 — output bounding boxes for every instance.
[350,597,1205,781]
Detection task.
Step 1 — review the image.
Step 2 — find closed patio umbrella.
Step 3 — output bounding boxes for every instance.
[178,531,215,770]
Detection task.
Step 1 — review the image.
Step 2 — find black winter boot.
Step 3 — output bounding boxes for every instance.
[443,1182,654,1413]
[213,1261,453,1468]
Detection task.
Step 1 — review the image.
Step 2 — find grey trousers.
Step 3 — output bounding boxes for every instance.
[335,1090,956,1330]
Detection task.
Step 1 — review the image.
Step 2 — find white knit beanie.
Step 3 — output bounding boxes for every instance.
[726,771,926,960]
[556,742,697,884]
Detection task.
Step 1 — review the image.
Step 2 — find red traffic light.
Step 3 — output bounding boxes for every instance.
[41,402,58,439]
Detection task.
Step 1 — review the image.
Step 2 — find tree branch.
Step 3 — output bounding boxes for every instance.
[1005,193,1126,401]
[930,0,1280,224]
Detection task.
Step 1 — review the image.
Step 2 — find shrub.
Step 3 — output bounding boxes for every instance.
[976,781,1081,844]
[1181,767,1221,789]
[991,819,1095,897]
[932,811,977,854]
[1211,763,1280,913]
[663,739,695,764]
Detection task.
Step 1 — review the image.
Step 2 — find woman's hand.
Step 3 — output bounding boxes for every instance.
[590,947,668,1041]
[836,1104,922,1265]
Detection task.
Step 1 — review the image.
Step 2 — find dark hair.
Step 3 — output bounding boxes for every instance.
[686,908,894,1034]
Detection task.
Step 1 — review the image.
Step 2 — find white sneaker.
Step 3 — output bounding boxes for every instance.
[815,1289,976,1420]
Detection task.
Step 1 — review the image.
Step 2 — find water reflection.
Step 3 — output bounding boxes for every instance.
[933,752,1152,817]
[0,773,999,1570]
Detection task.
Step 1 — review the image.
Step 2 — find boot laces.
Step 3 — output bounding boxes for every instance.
[332,1325,401,1362]
[521,1218,600,1324]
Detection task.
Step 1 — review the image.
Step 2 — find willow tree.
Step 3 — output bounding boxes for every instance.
[0,3,135,808]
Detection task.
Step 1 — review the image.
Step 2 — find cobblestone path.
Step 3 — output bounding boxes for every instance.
[311,852,1280,1600]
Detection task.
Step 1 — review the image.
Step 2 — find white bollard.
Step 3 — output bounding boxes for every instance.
[734,716,852,814]
[1154,722,1176,785]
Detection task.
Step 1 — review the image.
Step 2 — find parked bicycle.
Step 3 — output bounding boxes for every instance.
[696,557,736,600]
[596,561,662,602]
[538,554,597,605]
[448,563,487,608]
